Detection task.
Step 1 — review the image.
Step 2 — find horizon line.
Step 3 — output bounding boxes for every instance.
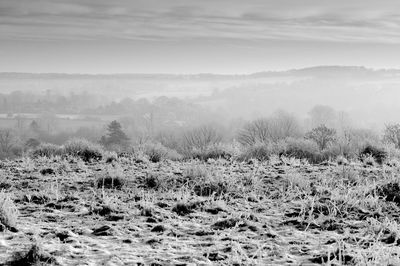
[0,65,397,76]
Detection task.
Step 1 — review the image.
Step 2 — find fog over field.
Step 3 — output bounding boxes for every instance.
[1,66,400,130]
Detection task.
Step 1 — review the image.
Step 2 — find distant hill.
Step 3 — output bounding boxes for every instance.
[1,66,399,80]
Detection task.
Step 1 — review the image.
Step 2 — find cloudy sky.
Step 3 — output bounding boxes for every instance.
[1,0,400,74]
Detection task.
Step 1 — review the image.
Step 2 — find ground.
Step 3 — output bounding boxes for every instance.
[1,156,400,265]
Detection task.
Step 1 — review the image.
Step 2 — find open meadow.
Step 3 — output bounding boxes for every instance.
[1,154,400,265]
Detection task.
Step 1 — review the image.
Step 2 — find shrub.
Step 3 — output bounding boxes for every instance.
[322,144,342,162]
[183,164,209,181]
[25,138,41,149]
[384,143,400,161]
[143,143,182,162]
[237,112,301,146]
[337,128,380,159]
[237,119,272,146]
[188,144,234,161]
[237,142,278,161]
[140,172,174,191]
[359,145,387,165]
[183,165,228,197]
[280,138,341,164]
[31,143,64,158]
[182,125,222,152]
[284,138,319,160]
[0,192,19,231]
[143,173,161,189]
[64,138,103,162]
[193,177,228,197]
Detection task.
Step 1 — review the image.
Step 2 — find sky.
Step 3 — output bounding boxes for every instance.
[1,0,400,74]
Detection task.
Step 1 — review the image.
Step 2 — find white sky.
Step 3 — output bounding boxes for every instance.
[1,0,400,74]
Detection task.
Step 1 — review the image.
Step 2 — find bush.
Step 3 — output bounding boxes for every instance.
[321,144,342,162]
[383,143,400,161]
[337,128,380,160]
[183,165,228,197]
[182,125,222,152]
[183,164,209,181]
[64,138,103,162]
[237,119,271,146]
[143,143,182,162]
[282,138,331,164]
[237,112,301,146]
[188,144,234,161]
[31,143,64,158]
[237,142,278,161]
[359,145,387,165]
[25,138,41,149]
[284,138,318,158]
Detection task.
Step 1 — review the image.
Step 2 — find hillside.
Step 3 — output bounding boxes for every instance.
[1,155,400,265]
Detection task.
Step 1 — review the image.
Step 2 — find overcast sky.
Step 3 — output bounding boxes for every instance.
[1,0,400,74]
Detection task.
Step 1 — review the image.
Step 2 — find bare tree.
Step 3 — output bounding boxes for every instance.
[0,129,17,155]
[183,124,222,151]
[237,119,272,146]
[238,113,301,146]
[305,125,336,150]
[270,110,302,141]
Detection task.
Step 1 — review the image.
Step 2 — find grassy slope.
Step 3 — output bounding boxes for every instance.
[1,156,400,265]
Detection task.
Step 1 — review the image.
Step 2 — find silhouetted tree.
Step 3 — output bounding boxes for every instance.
[100,120,130,148]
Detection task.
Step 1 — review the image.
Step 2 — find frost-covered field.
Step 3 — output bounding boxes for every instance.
[1,156,400,265]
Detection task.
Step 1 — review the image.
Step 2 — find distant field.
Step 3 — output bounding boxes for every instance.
[0,117,106,131]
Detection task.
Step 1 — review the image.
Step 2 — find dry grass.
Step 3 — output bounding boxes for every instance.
[2,155,400,264]
[0,192,19,231]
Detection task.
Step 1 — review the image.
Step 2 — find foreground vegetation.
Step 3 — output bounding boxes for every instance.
[1,151,400,265]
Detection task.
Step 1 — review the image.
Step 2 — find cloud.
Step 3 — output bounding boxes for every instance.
[1,0,400,44]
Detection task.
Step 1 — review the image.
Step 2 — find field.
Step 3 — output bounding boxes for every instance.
[1,155,400,265]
